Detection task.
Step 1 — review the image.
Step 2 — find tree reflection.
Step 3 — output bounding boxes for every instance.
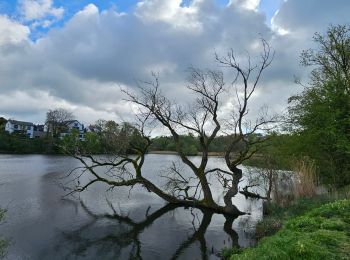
[56,200,240,260]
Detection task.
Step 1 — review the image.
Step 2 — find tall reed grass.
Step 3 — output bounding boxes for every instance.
[292,157,317,198]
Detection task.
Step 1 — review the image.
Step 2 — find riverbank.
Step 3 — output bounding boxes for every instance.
[0,209,7,258]
[148,150,225,156]
[227,198,350,259]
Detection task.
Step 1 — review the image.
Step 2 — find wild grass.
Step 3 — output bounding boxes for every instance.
[292,157,317,198]
[0,208,8,259]
[230,199,350,260]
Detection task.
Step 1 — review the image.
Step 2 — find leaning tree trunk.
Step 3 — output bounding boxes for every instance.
[223,166,244,215]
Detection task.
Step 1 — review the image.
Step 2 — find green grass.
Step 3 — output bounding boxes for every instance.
[0,209,8,259]
[230,199,350,260]
[255,196,335,239]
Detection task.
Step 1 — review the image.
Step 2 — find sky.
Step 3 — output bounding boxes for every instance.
[0,0,349,128]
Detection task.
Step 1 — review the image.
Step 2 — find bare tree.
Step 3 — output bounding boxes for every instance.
[46,108,75,138]
[63,39,275,216]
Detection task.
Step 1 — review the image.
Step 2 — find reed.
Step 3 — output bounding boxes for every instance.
[292,157,317,198]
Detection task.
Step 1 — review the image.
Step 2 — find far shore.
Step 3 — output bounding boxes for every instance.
[148,151,225,156]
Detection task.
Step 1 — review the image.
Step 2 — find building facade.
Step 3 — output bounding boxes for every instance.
[5,120,34,138]
[60,120,85,140]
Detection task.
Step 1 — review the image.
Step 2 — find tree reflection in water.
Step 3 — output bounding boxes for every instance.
[55,200,240,260]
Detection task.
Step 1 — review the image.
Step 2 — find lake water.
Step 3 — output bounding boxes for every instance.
[0,154,263,260]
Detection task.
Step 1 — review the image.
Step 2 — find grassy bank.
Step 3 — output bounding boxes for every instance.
[0,209,8,258]
[228,199,350,259]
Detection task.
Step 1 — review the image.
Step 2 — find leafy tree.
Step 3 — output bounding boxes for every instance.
[0,118,6,130]
[288,25,350,186]
[46,108,75,138]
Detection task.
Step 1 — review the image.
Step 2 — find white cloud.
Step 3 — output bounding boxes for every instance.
[0,15,30,45]
[76,3,99,17]
[229,0,261,10]
[136,0,203,31]
[19,0,64,28]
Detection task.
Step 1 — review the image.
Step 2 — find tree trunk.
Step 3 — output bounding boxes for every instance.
[198,172,216,207]
[223,166,244,215]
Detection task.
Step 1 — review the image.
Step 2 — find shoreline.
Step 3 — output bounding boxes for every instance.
[148,151,225,156]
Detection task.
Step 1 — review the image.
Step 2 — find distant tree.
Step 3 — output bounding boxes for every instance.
[288,24,350,186]
[45,108,75,138]
[0,118,6,130]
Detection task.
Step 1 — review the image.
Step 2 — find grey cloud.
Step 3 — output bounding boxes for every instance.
[273,0,350,34]
[0,0,349,125]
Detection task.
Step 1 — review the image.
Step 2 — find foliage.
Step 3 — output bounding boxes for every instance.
[150,133,263,156]
[0,129,56,154]
[257,196,334,239]
[61,121,147,155]
[288,25,350,187]
[221,247,242,260]
[150,134,200,155]
[255,217,283,239]
[231,199,350,260]
[46,108,75,138]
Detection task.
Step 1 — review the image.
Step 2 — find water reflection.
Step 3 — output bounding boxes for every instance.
[54,199,240,260]
[0,155,261,260]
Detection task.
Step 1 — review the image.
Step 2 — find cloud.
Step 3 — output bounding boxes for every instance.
[135,0,202,31]
[0,15,30,45]
[0,0,349,127]
[18,0,64,28]
[229,0,261,10]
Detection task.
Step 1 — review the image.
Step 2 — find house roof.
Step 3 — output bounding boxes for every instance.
[64,120,80,124]
[8,119,34,126]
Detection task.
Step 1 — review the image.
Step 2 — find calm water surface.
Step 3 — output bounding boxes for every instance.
[0,154,263,260]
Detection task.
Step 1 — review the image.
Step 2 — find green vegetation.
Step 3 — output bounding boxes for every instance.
[150,134,231,155]
[150,133,261,156]
[0,209,8,258]
[243,25,350,190]
[61,122,148,155]
[287,25,350,187]
[256,196,335,239]
[230,199,350,260]
[0,130,57,154]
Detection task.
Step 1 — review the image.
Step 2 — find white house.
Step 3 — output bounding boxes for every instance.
[5,119,34,138]
[60,120,85,140]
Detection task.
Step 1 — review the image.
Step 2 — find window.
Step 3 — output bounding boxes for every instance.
[14,125,18,129]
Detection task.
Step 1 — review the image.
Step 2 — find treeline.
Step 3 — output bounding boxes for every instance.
[0,130,59,154]
[149,134,249,155]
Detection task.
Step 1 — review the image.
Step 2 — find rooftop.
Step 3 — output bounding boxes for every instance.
[8,119,34,126]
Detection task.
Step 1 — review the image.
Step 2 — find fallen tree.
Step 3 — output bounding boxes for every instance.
[62,39,276,216]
